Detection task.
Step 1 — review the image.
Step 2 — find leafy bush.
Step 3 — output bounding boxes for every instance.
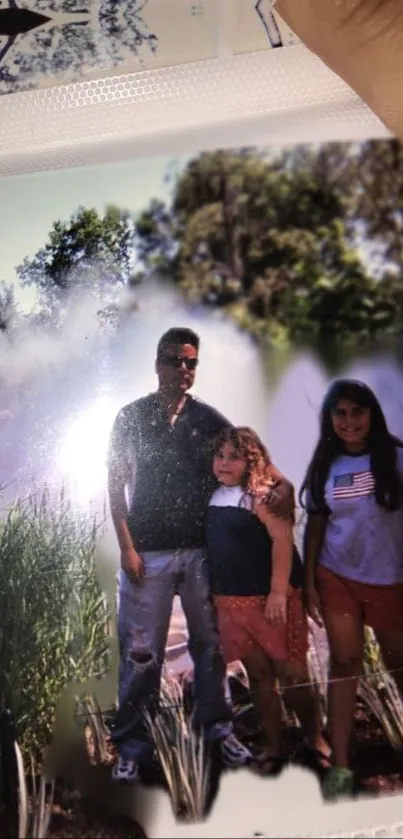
[0,488,111,766]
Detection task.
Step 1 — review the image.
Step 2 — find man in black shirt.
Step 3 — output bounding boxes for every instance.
[108,327,293,782]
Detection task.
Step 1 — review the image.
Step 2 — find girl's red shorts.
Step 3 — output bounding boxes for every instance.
[317,565,403,632]
[213,587,309,665]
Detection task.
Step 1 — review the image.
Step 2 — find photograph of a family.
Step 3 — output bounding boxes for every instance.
[1,138,403,837]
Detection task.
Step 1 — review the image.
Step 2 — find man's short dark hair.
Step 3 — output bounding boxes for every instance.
[157,327,200,360]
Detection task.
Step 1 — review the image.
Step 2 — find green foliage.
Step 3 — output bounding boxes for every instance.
[0,283,18,333]
[14,139,403,348]
[0,489,110,766]
[359,627,403,750]
[16,205,135,319]
[134,144,403,350]
[135,198,178,277]
[354,139,403,269]
[80,675,212,821]
[144,674,211,821]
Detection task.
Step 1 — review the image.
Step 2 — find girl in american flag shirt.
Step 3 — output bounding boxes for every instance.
[301,379,403,801]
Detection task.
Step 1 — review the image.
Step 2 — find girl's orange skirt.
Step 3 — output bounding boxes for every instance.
[213,587,309,665]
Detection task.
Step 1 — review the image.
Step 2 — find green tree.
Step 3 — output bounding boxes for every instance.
[135,198,178,278]
[300,220,396,341]
[151,148,395,346]
[17,142,403,349]
[16,205,135,320]
[353,139,403,271]
[0,283,18,333]
[335,138,403,323]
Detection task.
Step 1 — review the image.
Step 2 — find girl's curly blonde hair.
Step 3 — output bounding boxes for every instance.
[211,426,277,496]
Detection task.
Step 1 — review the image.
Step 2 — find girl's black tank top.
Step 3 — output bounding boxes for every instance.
[206,485,303,597]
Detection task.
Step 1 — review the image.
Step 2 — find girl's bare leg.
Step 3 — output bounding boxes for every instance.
[242,648,283,759]
[323,611,364,769]
[276,658,330,760]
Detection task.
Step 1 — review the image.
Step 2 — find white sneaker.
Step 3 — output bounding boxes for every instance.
[111,756,141,783]
[220,732,253,768]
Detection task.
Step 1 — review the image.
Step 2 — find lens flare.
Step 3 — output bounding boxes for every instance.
[57,396,117,507]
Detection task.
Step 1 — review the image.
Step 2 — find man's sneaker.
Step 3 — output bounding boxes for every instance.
[322,766,355,801]
[111,756,141,783]
[220,732,253,768]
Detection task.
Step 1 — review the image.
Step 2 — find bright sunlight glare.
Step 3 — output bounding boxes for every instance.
[57,396,118,507]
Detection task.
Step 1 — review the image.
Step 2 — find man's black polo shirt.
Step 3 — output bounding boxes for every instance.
[109,393,230,552]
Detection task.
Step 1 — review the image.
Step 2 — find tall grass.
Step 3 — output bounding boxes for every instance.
[15,744,55,839]
[80,674,211,820]
[0,488,111,767]
[359,627,403,750]
[144,673,211,822]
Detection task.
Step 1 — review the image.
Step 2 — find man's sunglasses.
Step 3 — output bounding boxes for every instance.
[160,355,199,371]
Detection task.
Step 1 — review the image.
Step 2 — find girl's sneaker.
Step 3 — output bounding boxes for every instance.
[220,732,253,768]
[112,756,141,783]
[322,766,355,801]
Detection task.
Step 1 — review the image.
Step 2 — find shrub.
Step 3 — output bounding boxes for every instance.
[0,488,111,767]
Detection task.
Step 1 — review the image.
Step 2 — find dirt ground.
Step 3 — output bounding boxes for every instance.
[47,791,146,839]
[237,697,403,796]
[0,785,147,839]
[350,704,403,795]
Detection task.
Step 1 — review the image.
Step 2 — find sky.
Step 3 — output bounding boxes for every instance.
[0,154,188,311]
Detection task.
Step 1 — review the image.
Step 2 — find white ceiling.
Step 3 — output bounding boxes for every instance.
[0,43,390,179]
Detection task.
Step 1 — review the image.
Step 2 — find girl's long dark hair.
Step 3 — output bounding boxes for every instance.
[299,379,403,513]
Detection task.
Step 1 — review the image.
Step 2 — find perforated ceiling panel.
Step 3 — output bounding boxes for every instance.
[0,43,390,179]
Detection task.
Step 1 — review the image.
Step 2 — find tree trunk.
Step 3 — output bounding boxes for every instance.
[220,163,245,288]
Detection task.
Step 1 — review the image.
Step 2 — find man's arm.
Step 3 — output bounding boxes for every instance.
[268,462,295,519]
[107,408,144,581]
[107,409,131,548]
[303,512,328,627]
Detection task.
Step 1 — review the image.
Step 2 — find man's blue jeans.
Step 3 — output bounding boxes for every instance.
[111,548,232,764]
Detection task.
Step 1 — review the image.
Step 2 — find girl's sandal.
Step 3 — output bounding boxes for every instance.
[292,745,332,779]
[251,751,288,778]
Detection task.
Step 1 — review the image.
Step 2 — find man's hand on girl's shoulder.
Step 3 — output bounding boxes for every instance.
[253,481,295,523]
[267,478,295,520]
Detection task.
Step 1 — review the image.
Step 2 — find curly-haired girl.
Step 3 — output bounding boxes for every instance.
[206,426,330,777]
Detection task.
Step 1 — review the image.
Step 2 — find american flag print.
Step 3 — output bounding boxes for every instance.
[332,470,375,501]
